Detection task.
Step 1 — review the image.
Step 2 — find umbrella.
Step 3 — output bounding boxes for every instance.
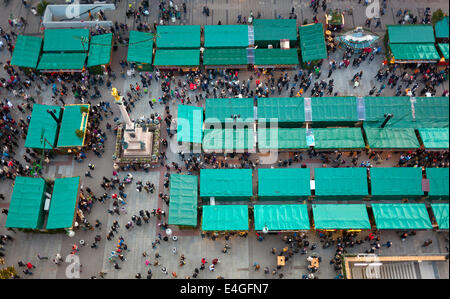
[335,27,379,50]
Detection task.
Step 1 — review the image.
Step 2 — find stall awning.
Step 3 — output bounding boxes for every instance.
[298,23,327,63]
[313,128,365,149]
[127,31,153,64]
[253,19,297,47]
[363,96,413,128]
[365,128,420,149]
[389,43,440,61]
[37,53,87,70]
[314,168,369,199]
[203,48,248,66]
[372,204,432,230]
[312,204,371,230]
[87,33,112,67]
[438,43,449,60]
[168,174,198,227]
[310,97,358,124]
[426,168,449,199]
[413,97,449,128]
[257,128,308,150]
[205,98,254,124]
[254,48,299,66]
[57,104,90,148]
[177,105,203,144]
[388,25,436,44]
[24,104,61,150]
[202,205,249,231]
[154,49,200,67]
[46,177,80,230]
[431,204,449,230]
[200,169,253,199]
[257,97,305,124]
[435,17,449,39]
[258,168,311,199]
[418,128,449,149]
[43,28,89,52]
[254,205,310,231]
[156,25,201,49]
[204,25,249,48]
[203,128,254,151]
[370,168,424,199]
[10,35,42,69]
[6,177,46,229]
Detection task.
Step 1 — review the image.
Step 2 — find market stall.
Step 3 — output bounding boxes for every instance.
[312,204,371,230]
[201,205,249,231]
[258,168,311,201]
[371,204,432,230]
[168,174,198,228]
[200,169,253,202]
[254,204,310,231]
[313,168,369,201]
[369,168,424,200]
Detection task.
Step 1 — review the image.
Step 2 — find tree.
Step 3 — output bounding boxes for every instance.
[0,266,17,279]
[37,1,49,17]
[80,106,89,114]
[432,9,445,25]
[75,129,84,138]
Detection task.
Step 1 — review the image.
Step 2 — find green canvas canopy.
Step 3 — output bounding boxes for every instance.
[11,35,42,69]
[202,205,249,231]
[5,177,46,229]
[418,128,449,149]
[314,168,369,200]
[387,25,436,44]
[254,49,299,66]
[313,128,365,149]
[203,48,248,66]
[43,29,89,52]
[204,98,254,124]
[426,168,449,200]
[203,128,254,151]
[57,105,89,148]
[87,33,112,67]
[363,96,413,128]
[254,204,310,231]
[200,169,253,200]
[177,105,203,144]
[46,177,80,230]
[298,23,327,63]
[438,43,449,60]
[156,25,201,49]
[258,168,311,200]
[127,31,153,64]
[37,53,86,70]
[389,43,440,61]
[204,25,249,48]
[413,97,449,128]
[312,204,371,230]
[154,49,200,67]
[365,128,420,149]
[310,97,358,125]
[257,97,305,125]
[257,128,308,150]
[168,174,198,227]
[372,204,432,230]
[370,168,423,199]
[24,104,61,150]
[253,19,298,47]
[435,16,449,39]
[431,203,449,230]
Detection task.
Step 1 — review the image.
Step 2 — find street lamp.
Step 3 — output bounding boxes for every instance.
[380,113,394,128]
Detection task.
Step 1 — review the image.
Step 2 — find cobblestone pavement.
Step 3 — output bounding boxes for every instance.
[0,0,448,279]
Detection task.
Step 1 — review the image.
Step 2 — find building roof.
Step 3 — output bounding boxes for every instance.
[57,104,90,148]
[127,31,154,64]
[202,205,249,231]
[372,204,432,230]
[258,168,311,198]
[176,105,203,144]
[46,177,80,230]
[168,174,198,227]
[312,204,371,230]
[10,35,42,68]
[24,104,61,150]
[298,23,327,62]
[87,33,112,67]
[156,25,201,49]
[254,204,310,231]
[204,25,249,48]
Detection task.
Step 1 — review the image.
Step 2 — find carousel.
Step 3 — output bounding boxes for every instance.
[335,27,380,52]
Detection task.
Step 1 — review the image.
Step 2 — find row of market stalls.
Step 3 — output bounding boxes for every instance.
[5,176,81,231]
[10,29,113,73]
[176,96,449,152]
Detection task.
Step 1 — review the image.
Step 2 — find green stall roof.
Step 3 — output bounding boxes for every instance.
[43,29,89,52]
[204,25,249,48]
[389,43,440,61]
[46,177,80,230]
[370,168,423,198]
[156,25,201,49]
[254,204,310,231]
[298,23,327,63]
[257,97,305,124]
[168,174,198,227]
[253,19,297,44]
[438,43,449,60]
[24,104,61,150]
[365,128,420,149]
[312,204,371,230]
[205,98,254,123]
[413,97,449,128]
[127,31,153,64]
[311,97,358,123]
[203,128,254,151]
[202,205,249,231]
[372,204,432,230]
[5,177,46,229]
[203,48,248,66]
[387,25,435,44]
[254,48,299,66]
[426,168,449,199]
[177,105,203,144]
[87,33,112,67]
[418,128,449,149]
[37,53,86,70]
[431,203,449,230]
[258,128,307,150]
[57,104,90,148]
[154,49,200,67]
[200,169,253,199]
[313,128,365,149]
[258,168,311,199]
[363,96,413,128]
[11,35,42,68]
[314,168,369,199]
[435,16,449,39]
